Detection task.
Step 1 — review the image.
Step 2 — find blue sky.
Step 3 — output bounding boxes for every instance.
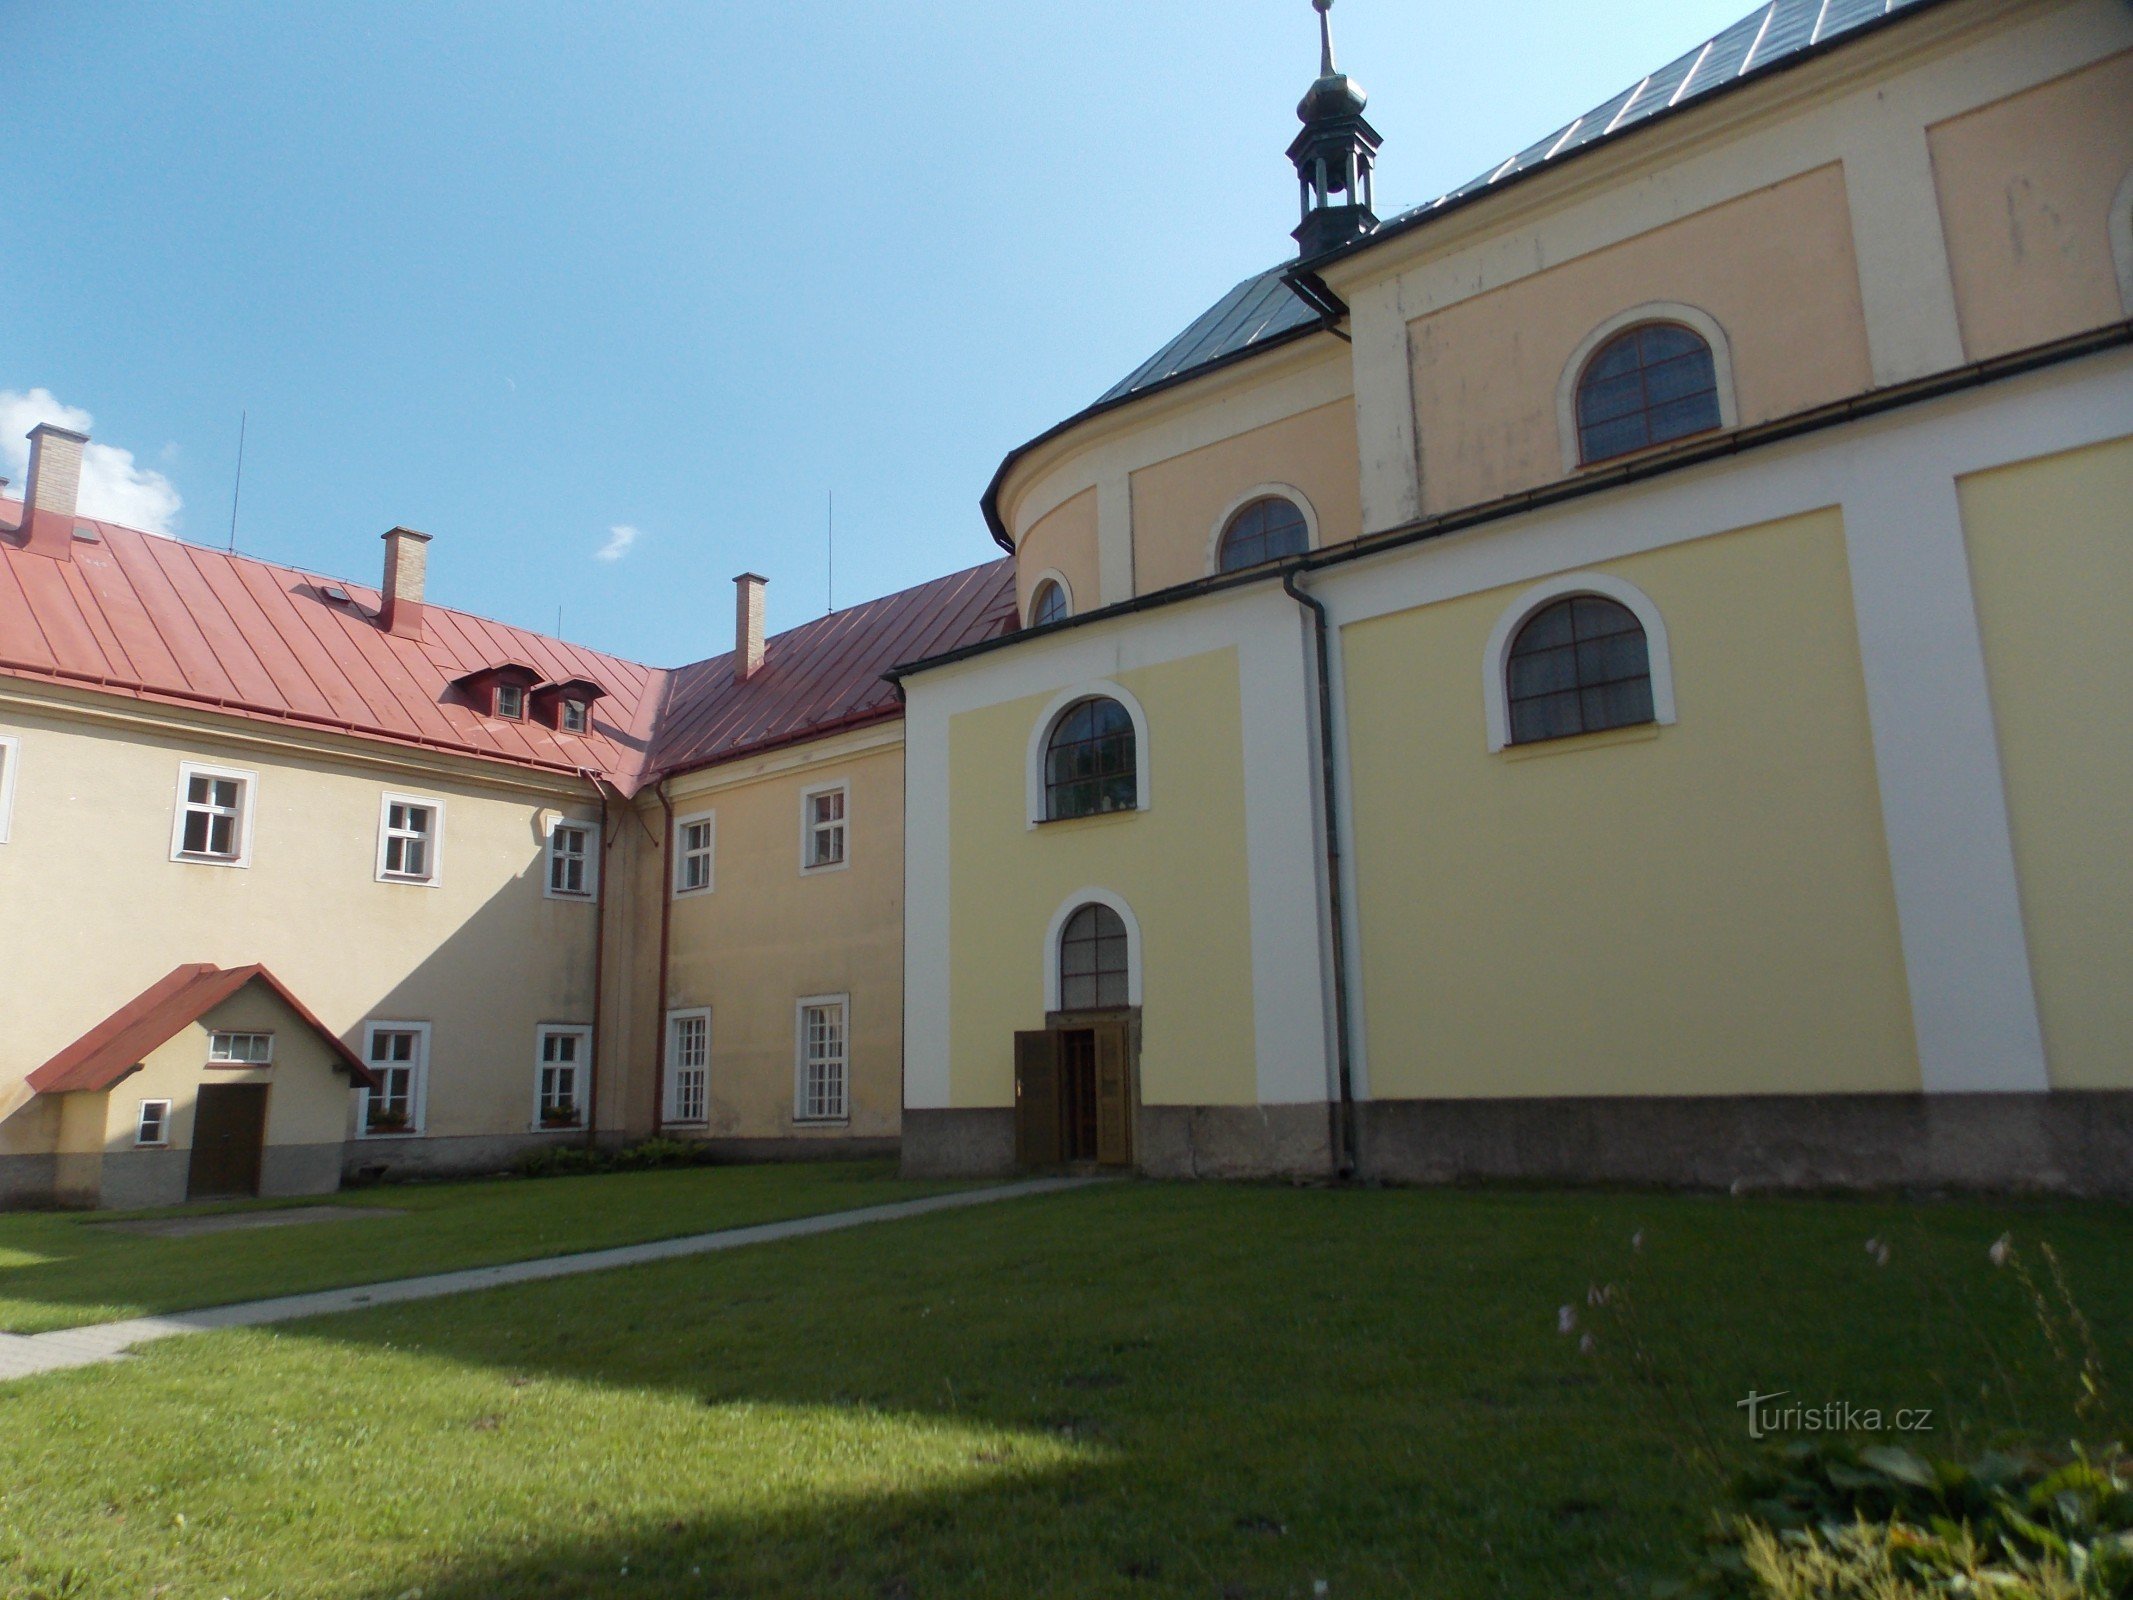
[7,0,1751,666]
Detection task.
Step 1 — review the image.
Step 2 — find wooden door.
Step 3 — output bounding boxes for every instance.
[1093,1020,1133,1167]
[1014,1030,1061,1168]
[187,1085,267,1199]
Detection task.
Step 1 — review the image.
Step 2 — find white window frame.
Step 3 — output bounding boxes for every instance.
[544,815,599,901]
[533,1024,592,1131]
[665,1006,711,1125]
[1480,571,1678,753]
[798,780,849,875]
[1204,483,1318,576]
[359,1021,430,1138]
[170,760,257,868]
[794,994,850,1123]
[673,809,716,897]
[207,1030,274,1065]
[1555,302,1739,474]
[1023,680,1153,829]
[375,792,445,886]
[135,1099,171,1148]
[0,733,18,844]
[1024,569,1074,626]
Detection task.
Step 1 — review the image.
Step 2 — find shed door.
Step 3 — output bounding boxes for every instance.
[1093,1020,1133,1167]
[187,1085,268,1199]
[1014,1030,1060,1168]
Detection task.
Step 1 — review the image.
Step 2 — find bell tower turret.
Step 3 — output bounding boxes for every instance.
[1287,0,1381,258]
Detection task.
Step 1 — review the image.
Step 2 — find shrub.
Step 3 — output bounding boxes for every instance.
[513,1138,707,1179]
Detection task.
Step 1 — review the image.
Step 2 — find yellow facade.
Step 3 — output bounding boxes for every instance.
[1959,435,2133,1090]
[1343,511,1919,1099]
[655,730,908,1142]
[945,648,1257,1109]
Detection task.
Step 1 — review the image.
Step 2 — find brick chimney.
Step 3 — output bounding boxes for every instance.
[734,572,767,681]
[15,423,88,560]
[379,527,432,639]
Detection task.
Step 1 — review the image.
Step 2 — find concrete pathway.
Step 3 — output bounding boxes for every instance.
[0,1176,1096,1384]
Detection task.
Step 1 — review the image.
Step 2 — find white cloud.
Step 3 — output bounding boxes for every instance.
[596,523,639,562]
[0,387,183,536]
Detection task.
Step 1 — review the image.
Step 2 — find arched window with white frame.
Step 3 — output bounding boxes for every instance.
[1481,573,1678,753]
[1558,304,1738,471]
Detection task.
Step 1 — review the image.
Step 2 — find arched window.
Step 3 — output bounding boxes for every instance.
[1506,595,1654,745]
[1575,323,1721,465]
[1028,578,1068,628]
[1044,697,1136,820]
[1059,903,1130,1010]
[1217,496,1309,573]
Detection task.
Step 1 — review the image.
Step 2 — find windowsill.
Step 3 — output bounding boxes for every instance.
[530,1121,586,1134]
[378,874,440,888]
[205,1063,272,1072]
[672,886,714,900]
[1499,721,1661,762]
[1031,805,1143,830]
[172,852,246,868]
[134,1142,169,1151]
[664,1119,708,1130]
[800,860,850,876]
[791,1117,851,1129]
[544,891,597,903]
[358,1127,420,1140]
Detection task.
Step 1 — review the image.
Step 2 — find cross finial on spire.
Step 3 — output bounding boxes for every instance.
[1314,0,1337,77]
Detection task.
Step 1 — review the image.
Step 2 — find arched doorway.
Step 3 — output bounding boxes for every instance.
[1015,901,1138,1168]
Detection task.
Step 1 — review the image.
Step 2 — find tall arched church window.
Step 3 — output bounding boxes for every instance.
[1506,595,1654,745]
[1028,578,1068,628]
[1044,698,1137,820]
[1575,323,1721,465]
[1217,496,1309,573]
[1058,903,1130,1011]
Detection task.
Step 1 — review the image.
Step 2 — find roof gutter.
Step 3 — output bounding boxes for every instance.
[896,320,2133,684]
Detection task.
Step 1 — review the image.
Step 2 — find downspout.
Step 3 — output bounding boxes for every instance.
[653,778,674,1139]
[583,774,613,1149]
[1282,568,1358,1179]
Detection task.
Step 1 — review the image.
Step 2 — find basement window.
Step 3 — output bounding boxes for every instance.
[208,1031,274,1065]
[135,1100,171,1147]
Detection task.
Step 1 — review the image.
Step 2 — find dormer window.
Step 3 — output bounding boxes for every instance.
[495,684,526,719]
[560,699,588,733]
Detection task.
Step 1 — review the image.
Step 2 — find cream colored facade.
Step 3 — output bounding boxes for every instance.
[901,0,2133,1190]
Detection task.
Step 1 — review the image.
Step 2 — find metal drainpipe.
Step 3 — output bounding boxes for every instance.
[583,775,612,1150]
[652,779,674,1139]
[1282,567,1359,1179]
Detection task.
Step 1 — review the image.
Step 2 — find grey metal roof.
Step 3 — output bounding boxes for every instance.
[1094,0,1935,408]
[1095,267,1324,405]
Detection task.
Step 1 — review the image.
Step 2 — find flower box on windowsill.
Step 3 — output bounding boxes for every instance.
[365,1112,412,1136]
[538,1110,583,1130]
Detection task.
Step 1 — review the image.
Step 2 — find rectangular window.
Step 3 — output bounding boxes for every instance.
[801,783,847,872]
[171,762,255,866]
[535,1026,590,1127]
[795,996,849,1121]
[135,1099,171,1147]
[361,1022,429,1136]
[666,1008,709,1124]
[674,812,715,896]
[207,1030,274,1065]
[560,699,588,733]
[0,733,18,844]
[376,793,443,884]
[495,684,526,719]
[546,819,597,899]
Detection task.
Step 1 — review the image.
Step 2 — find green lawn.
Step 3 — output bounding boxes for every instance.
[0,1181,2127,1600]
[0,1159,968,1333]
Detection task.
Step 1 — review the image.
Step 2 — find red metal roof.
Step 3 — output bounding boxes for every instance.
[0,502,1017,792]
[27,964,378,1094]
[649,559,1018,776]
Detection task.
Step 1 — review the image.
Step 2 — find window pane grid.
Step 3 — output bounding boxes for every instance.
[365,1029,420,1132]
[1059,904,1130,1011]
[538,1029,584,1122]
[1044,699,1137,820]
[806,790,846,868]
[383,801,433,879]
[180,773,244,858]
[208,1031,273,1064]
[550,825,590,895]
[1217,497,1309,573]
[1029,580,1068,627]
[1506,596,1655,746]
[1576,323,1720,464]
[799,1003,847,1120]
[679,820,713,890]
